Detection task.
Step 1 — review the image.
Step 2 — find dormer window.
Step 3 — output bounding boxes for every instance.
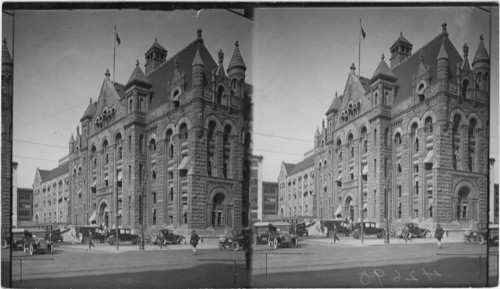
[417,82,426,102]
[172,88,180,108]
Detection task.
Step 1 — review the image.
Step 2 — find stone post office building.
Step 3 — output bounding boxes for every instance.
[59,30,252,235]
[280,23,490,230]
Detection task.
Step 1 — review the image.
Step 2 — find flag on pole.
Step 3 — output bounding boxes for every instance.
[361,26,366,39]
[116,32,121,45]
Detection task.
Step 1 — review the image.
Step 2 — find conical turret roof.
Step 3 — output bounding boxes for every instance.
[315,127,320,136]
[390,33,412,49]
[472,35,489,65]
[437,39,448,60]
[192,46,204,67]
[227,41,246,72]
[70,134,75,143]
[80,99,96,122]
[126,60,152,89]
[371,54,396,82]
[2,38,12,65]
[145,38,167,56]
[326,94,343,114]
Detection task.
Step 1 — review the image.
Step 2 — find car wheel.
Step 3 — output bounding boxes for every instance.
[268,239,273,247]
[292,238,298,248]
[132,238,138,245]
[108,238,114,245]
[49,244,54,254]
[273,238,278,250]
[425,231,431,238]
[1,239,7,249]
[29,244,34,256]
[180,237,186,245]
[231,242,240,251]
[477,235,485,245]
[377,232,383,238]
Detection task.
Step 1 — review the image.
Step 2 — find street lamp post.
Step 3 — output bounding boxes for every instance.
[140,169,146,250]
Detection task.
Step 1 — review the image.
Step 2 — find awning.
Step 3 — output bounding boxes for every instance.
[424,150,434,164]
[89,210,97,222]
[336,174,342,183]
[178,156,190,171]
[363,203,367,210]
[362,165,368,176]
[334,205,342,216]
[91,179,97,188]
[117,171,123,182]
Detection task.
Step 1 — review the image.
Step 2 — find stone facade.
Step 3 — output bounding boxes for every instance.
[2,38,13,241]
[262,181,279,217]
[32,157,70,224]
[67,30,251,235]
[311,23,489,229]
[249,155,263,221]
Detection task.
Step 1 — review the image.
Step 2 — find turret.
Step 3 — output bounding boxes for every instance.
[69,133,75,154]
[389,32,413,69]
[144,38,167,75]
[192,29,204,88]
[2,38,13,96]
[227,41,246,97]
[472,34,490,92]
[314,127,320,147]
[437,37,449,83]
[125,62,152,113]
[370,54,396,106]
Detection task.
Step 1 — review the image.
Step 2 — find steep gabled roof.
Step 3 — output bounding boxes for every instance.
[43,161,69,181]
[227,41,246,71]
[80,101,96,122]
[126,62,152,89]
[114,82,126,99]
[392,34,461,106]
[284,163,295,174]
[371,55,396,81]
[326,94,343,115]
[472,35,489,65]
[390,33,413,49]
[39,169,50,181]
[2,38,12,65]
[147,40,218,111]
[288,157,314,176]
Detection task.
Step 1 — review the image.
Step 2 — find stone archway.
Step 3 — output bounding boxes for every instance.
[99,202,110,228]
[344,196,355,222]
[207,188,233,229]
[452,181,478,226]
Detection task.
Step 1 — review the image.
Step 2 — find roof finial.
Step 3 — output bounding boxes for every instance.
[218,49,224,65]
[400,32,402,36]
[105,69,110,79]
[90,98,92,104]
[350,62,356,71]
[2,38,6,44]
[442,22,447,33]
[235,41,239,48]
[480,34,484,41]
[335,91,338,97]
[381,53,385,60]
[155,38,158,43]
[197,28,202,40]
[136,60,140,66]
[463,43,469,58]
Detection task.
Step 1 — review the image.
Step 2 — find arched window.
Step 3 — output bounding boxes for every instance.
[172,89,180,108]
[384,128,390,147]
[468,118,477,171]
[395,133,402,146]
[116,133,123,159]
[462,79,469,99]
[223,125,232,178]
[165,129,173,159]
[208,121,216,140]
[425,117,433,133]
[373,129,377,146]
[223,125,231,145]
[337,140,342,162]
[374,92,378,106]
[180,123,188,141]
[217,86,224,106]
[361,127,368,154]
[476,72,482,89]
[452,114,461,170]
[348,134,354,160]
[149,139,156,152]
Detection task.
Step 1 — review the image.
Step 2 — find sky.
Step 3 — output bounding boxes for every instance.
[2,5,499,188]
[251,6,499,183]
[3,8,252,188]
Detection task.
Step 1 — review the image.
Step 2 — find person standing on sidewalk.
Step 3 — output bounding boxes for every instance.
[435,223,445,249]
[88,231,95,250]
[333,224,340,243]
[190,230,200,255]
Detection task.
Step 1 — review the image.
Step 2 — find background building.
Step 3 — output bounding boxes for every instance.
[17,187,33,225]
[310,23,489,229]
[262,181,278,217]
[32,156,70,224]
[66,29,252,235]
[2,38,13,242]
[249,155,263,221]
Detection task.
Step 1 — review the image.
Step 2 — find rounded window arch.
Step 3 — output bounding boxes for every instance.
[216,86,224,105]
[165,129,174,158]
[223,125,232,144]
[395,132,402,146]
[179,123,188,141]
[172,88,181,108]
[149,138,157,152]
[462,79,470,99]
[208,121,217,140]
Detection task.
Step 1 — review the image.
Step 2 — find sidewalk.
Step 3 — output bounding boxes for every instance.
[303,235,464,247]
[59,237,221,253]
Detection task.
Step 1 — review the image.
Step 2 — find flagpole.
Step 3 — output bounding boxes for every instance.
[358,19,361,78]
[113,25,116,84]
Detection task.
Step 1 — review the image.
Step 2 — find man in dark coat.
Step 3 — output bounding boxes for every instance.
[190,230,200,255]
[435,223,445,249]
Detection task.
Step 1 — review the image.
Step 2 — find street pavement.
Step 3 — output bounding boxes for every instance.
[4,234,497,288]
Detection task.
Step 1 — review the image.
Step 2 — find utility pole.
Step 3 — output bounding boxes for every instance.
[140,168,146,250]
[115,179,119,251]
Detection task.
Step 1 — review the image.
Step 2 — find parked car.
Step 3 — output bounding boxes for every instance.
[157,229,186,245]
[268,222,298,249]
[489,224,499,246]
[46,228,64,243]
[399,222,431,238]
[219,227,252,251]
[76,226,107,243]
[292,222,309,236]
[9,228,29,250]
[23,229,54,255]
[465,223,499,246]
[107,228,139,245]
[323,220,351,237]
[352,222,386,239]
[252,222,271,244]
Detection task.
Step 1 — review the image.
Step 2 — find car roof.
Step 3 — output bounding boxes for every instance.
[253,222,270,227]
[270,222,291,226]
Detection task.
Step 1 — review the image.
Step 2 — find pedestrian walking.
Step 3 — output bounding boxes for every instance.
[403,225,410,243]
[158,231,164,250]
[190,230,200,255]
[324,226,328,237]
[333,224,340,243]
[88,231,95,250]
[435,223,445,249]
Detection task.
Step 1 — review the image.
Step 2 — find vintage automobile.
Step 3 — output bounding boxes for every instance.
[219,227,252,251]
[252,222,271,244]
[46,228,64,243]
[9,228,29,250]
[157,229,186,245]
[323,220,351,237]
[107,228,140,245]
[399,222,432,238]
[292,222,309,236]
[76,226,107,243]
[23,229,54,255]
[268,222,298,250]
[465,223,499,246]
[352,222,386,239]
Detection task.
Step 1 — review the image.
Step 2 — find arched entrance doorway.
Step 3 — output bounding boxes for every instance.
[457,187,471,221]
[453,183,478,226]
[344,196,355,222]
[99,202,110,228]
[212,193,225,227]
